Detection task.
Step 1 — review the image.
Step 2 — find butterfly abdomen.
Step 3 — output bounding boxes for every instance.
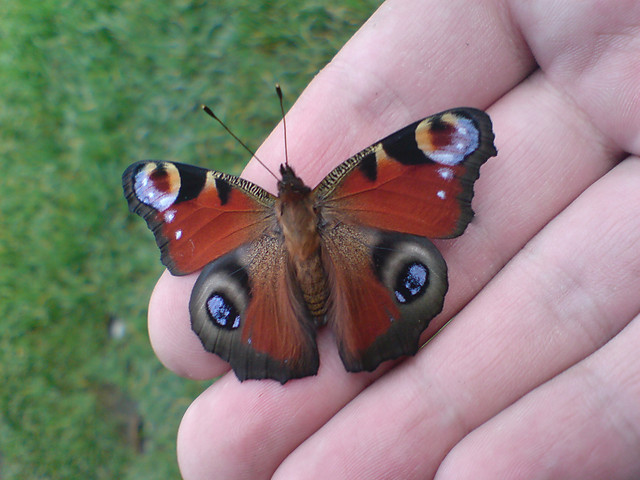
[292,253,328,319]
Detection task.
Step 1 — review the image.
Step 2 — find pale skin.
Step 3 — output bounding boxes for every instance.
[146,0,640,478]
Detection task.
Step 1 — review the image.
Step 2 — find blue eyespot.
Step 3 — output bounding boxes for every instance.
[206,293,241,330]
[394,262,428,304]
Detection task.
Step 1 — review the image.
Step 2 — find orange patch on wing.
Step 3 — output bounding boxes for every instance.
[327,152,465,238]
[331,263,400,356]
[321,224,402,366]
[161,183,271,274]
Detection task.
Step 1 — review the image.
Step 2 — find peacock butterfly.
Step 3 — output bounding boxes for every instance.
[123,107,496,384]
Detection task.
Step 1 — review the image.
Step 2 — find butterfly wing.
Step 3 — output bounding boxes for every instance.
[124,160,319,382]
[316,108,496,239]
[322,225,448,372]
[189,235,320,383]
[316,108,496,371]
[123,161,275,275]
[123,108,495,381]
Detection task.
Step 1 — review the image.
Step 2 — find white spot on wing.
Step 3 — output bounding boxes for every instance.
[164,209,176,223]
[437,190,446,200]
[438,167,454,180]
[175,230,182,240]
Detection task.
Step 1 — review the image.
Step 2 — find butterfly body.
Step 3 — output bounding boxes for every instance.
[123,108,497,383]
[275,165,329,319]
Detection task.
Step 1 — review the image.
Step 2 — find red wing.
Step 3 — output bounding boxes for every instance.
[123,161,275,275]
[190,237,319,383]
[316,108,496,239]
[322,225,448,372]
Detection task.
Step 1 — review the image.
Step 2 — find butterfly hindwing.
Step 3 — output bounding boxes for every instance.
[316,108,496,239]
[123,161,275,275]
[190,235,320,383]
[322,225,448,372]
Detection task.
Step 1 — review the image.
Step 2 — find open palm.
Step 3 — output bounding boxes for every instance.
[146,1,640,478]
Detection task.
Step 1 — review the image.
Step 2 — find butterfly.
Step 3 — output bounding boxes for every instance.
[123,107,496,384]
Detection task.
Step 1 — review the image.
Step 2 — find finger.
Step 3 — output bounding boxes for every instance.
[176,328,382,480]
[148,0,534,378]
[511,0,640,153]
[148,271,222,379]
[438,314,640,480]
[273,158,640,479]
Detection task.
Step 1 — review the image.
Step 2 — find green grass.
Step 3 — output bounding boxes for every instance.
[0,1,381,477]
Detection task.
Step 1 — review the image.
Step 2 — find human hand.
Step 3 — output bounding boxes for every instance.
[147,1,640,478]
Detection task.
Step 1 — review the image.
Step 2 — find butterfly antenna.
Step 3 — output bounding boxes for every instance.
[201,105,279,180]
[275,84,290,167]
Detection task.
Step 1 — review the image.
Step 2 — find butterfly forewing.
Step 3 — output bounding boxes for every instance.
[123,161,275,275]
[316,108,496,239]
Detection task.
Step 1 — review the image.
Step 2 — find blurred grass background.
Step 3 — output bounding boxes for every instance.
[0,1,381,477]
